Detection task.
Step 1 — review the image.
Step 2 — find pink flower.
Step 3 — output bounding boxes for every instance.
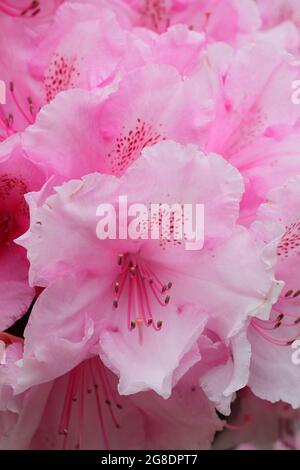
[0,335,222,450]
[16,140,280,399]
[21,63,217,178]
[248,176,300,408]
[0,135,45,330]
[107,0,261,45]
[28,1,132,103]
[1,0,299,449]
[122,23,207,77]
[0,2,68,136]
[31,1,232,86]
[0,18,41,136]
[203,41,300,224]
[0,335,146,450]
[0,1,130,137]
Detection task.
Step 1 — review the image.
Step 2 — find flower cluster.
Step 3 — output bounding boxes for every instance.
[1,0,300,450]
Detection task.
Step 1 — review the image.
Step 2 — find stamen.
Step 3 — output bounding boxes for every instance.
[58,369,76,447]
[93,359,120,430]
[112,253,172,337]
[77,364,85,450]
[0,2,21,16]
[285,289,294,297]
[27,96,34,115]
[0,0,40,17]
[251,320,299,346]
[58,357,123,450]
[9,82,34,124]
[101,367,123,410]
[89,361,109,450]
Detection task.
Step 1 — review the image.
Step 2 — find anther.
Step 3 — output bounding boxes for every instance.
[114,282,120,294]
[27,96,33,114]
[165,295,170,305]
[130,321,136,330]
[157,320,163,329]
[293,290,300,298]
[117,254,124,266]
[113,299,119,308]
[285,290,294,297]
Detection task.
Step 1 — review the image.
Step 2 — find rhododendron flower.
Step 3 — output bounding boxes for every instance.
[202,41,300,224]
[0,1,129,137]
[16,140,280,399]
[28,1,131,103]
[0,135,45,330]
[247,176,300,408]
[0,1,68,136]
[0,332,222,450]
[0,333,146,450]
[79,0,261,46]
[21,63,218,178]
[0,17,42,136]
[2,0,300,452]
